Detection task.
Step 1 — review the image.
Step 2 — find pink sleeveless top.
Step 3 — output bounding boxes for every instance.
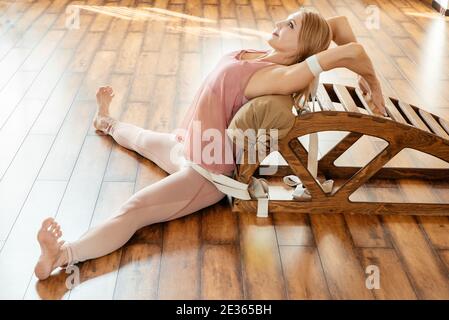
[173,49,276,176]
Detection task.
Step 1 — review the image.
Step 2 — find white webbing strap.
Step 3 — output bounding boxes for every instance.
[188,162,269,217]
[292,77,334,198]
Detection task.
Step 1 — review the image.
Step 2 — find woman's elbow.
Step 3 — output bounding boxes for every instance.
[341,42,365,62]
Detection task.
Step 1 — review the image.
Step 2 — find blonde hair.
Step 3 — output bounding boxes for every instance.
[290,8,332,112]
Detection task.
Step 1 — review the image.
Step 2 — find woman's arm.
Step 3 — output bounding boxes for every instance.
[275,42,386,115]
[326,16,357,46]
[326,16,386,115]
[327,16,370,93]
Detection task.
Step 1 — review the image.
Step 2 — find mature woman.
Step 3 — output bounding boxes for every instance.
[34,8,386,280]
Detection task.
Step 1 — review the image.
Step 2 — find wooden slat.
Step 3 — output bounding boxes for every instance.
[418,109,449,139]
[354,87,374,115]
[440,250,449,272]
[333,84,360,113]
[397,101,431,133]
[384,97,408,124]
[280,246,331,299]
[438,117,449,136]
[316,83,335,111]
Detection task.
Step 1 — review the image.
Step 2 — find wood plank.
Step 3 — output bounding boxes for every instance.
[359,248,417,300]
[25,48,75,100]
[156,34,180,76]
[440,250,449,272]
[129,51,158,102]
[316,83,336,111]
[113,243,161,299]
[69,32,103,73]
[201,198,238,244]
[38,101,95,181]
[382,215,449,299]
[21,30,65,72]
[273,212,314,246]
[201,4,220,79]
[0,99,47,179]
[358,37,403,80]
[77,51,117,101]
[397,101,431,133]
[69,182,134,300]
[416,180,449,250]
[239,212,286,299]
[147,76,177,132]
[201,244,243,299]
[0,48,32,90]
[114,32,144,74]
[12,12,57,50]
[47,136,112,242]
[280,246,331,299]
[0,1,50,59]
[30,73,84,135]
[102,17,130,51]
[310,213,374,299]
[157,214,202,299]
[177,52,202,108]
[333,84,360,113]
[0,181,66,299]
[439,117,449,136]
[59,14,94,49]
[0,71,38,130]
[384,97,408,124]
[182,0,202,52]
[250,0,269,19]
[418,109,449,139]
[0,134,54,240]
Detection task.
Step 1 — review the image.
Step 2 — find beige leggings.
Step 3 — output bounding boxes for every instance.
[63,121,226,265]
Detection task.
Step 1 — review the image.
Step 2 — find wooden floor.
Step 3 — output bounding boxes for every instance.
[0,0,449,300]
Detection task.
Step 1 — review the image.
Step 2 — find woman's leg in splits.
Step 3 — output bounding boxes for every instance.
[92,86,183,174]
[34,167,226,280]
[33,87,226,280]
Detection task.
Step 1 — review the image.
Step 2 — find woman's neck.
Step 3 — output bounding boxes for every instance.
[259,49,298,66]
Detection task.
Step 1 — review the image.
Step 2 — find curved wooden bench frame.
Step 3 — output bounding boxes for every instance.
[232,83,449,216]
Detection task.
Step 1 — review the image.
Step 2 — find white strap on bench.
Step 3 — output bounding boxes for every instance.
[291,77,334,198]
[188,162,270,218]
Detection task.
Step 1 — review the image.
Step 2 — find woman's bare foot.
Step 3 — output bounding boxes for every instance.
[93,86,115,134]
[34,218,68,280]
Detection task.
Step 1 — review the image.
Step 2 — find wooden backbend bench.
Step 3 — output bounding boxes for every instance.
[228,83,449,216]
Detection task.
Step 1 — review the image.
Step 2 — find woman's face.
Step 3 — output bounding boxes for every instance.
[268,11,303,53]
